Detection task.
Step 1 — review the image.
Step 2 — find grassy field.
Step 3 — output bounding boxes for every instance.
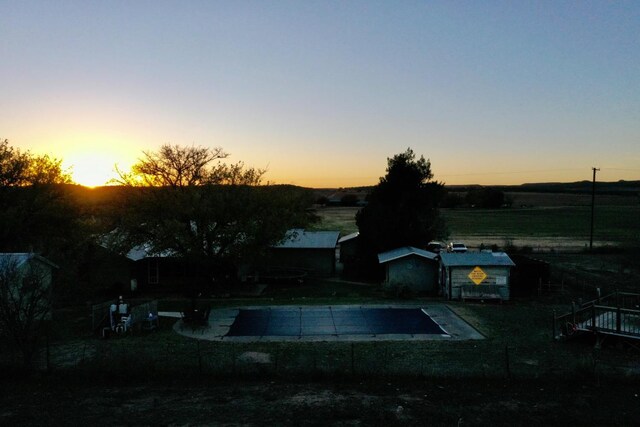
[443,205,640,247]
[313,202,640,250]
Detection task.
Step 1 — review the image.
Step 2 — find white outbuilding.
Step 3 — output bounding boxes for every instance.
[439,252,515,301]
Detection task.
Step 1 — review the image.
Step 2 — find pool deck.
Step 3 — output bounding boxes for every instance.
[172,304,485,342]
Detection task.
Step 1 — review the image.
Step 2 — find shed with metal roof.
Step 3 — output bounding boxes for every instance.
[378,247,439,294]
[439,252,515,301]
[267,229,341,277]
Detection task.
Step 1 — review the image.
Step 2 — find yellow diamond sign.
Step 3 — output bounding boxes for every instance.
[468,266,487,285]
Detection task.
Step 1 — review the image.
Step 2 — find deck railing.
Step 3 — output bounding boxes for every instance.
[553,291,640,340]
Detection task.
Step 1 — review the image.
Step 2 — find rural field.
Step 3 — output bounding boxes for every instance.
[3,190,640,425]
[314,192,640,251]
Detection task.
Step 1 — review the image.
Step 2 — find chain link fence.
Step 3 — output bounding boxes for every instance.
[6,334,633,382]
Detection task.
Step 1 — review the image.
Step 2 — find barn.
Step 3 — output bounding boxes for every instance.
[267,229,340,277]
[378,247,439,294]
[439,252,515,301]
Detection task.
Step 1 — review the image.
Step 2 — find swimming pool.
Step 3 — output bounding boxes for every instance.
[225,307,448,337]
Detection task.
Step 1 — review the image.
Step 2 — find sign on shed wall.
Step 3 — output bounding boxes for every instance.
[468,266,487,285]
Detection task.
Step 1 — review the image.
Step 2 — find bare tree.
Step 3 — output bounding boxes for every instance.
[107,144,314,290]
[0,255,53,369]
[114,144,265,187]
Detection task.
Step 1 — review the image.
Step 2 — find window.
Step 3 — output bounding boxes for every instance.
[148,259,159,284]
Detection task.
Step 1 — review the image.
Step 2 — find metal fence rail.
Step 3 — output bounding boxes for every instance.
[554,292,640,340]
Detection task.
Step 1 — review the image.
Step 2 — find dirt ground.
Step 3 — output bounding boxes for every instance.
[2,376,639,426]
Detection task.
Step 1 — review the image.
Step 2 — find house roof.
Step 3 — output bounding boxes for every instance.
[123,244,177,261]
[0,253,59,269]
[439,252,515,267]
[378,246,438,264]
[275,229,340,249]
[338,232,359,244]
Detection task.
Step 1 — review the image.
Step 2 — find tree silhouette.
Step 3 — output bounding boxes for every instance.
[0,140,78,255]
[109,144,315,289]
[0,255,54,369]
[356,148,446,255]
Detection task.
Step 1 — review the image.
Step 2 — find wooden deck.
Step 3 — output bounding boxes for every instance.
[554,292,640,341]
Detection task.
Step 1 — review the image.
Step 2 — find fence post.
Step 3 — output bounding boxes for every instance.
[538,278,541,297]
[504,345,511,380]
[197,340,202,375]
[591,305,596,331]
[46,328,51,373]
[616,307,622,333]
[596,288,601,304]
[351,342,355,376]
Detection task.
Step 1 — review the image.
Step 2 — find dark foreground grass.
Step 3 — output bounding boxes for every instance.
[2,376,640,426]
[3,297,639,425]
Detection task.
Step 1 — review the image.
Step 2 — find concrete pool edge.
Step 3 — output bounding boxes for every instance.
[174,304,485,342]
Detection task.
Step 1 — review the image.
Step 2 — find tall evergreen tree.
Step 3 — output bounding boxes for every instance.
[356,148,446,255]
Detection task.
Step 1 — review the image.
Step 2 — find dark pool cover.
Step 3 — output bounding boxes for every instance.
[225,307,446,337]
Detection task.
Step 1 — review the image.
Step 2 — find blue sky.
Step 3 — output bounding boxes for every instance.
[1,1,639,187]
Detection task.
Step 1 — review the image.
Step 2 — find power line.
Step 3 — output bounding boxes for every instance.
[590,167,599,251]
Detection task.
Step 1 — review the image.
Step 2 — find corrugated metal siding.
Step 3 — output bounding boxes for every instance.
[448,265,511,300]
[385,256,438,294]
[268,248,335,277]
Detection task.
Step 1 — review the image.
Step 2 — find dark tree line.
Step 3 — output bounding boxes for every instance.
[0,139,79,256]
[441,186,510,209]
[353,148,446,279]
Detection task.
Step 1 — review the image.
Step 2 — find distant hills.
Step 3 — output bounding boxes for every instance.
[57,180,640,209]
[456,180,640,196]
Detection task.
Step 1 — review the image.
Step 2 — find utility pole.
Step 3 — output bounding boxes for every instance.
[590,167,599,251]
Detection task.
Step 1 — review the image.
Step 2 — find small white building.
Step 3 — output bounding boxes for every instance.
[378,247,439,294]
[439,252,515,301]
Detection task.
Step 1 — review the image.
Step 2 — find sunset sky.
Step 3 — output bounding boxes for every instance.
[2,1,639,187]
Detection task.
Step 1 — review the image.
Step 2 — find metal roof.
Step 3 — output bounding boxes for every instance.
[0,253,59,269]
[439,252,515,267]
[275,229,340,249]
[123,244,177,261]
[378,246,438,264]
[338,232,359,244]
